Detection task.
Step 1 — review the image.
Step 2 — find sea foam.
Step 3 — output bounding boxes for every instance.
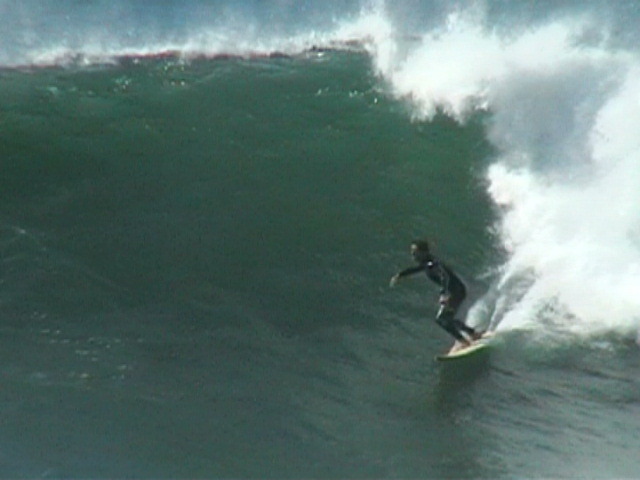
[365,6,640,338]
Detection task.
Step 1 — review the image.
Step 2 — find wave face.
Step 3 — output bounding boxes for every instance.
[3,0,639,336]
[0,0,640,338]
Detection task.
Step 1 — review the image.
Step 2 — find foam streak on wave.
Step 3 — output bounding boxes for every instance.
[369,6,640,338]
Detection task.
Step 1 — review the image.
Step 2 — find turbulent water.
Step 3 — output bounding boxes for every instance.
[1,0,640,478]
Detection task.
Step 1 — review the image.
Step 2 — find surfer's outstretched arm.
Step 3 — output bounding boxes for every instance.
[389,265,424,287]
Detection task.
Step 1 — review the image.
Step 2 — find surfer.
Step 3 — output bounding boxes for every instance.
[390,240,482,347]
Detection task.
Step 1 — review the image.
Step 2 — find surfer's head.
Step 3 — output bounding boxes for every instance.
[411,240,430,262]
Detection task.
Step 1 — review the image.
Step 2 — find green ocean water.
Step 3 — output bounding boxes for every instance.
[0,52,496,322]
[1,30,639,480]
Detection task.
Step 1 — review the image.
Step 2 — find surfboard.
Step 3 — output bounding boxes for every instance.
[435,332,495,362]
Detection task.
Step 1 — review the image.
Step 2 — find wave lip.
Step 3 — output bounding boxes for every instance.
[0,3,391,69]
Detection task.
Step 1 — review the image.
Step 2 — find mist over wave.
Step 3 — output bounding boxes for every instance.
[3,0,582,67]
[366,5,640,339]
[0,0,378,67]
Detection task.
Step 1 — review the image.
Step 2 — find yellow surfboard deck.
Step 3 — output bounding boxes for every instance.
[435,332,494,361]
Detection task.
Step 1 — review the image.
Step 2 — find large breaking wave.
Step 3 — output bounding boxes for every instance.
[4,0,639,339]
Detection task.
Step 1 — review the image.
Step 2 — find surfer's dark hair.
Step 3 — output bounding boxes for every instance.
[411,240,430,252]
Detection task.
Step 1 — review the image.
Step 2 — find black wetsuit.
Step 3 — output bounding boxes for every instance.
[397,254,477,343]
